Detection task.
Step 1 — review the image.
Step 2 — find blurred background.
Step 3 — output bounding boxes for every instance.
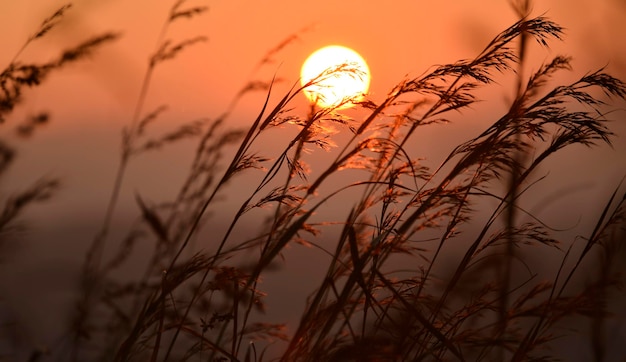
[0,0,625,359]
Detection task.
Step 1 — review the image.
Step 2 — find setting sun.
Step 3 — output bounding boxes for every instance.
[300,45,370,109]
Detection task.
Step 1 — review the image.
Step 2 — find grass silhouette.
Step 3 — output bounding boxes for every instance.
[1,1,625,361]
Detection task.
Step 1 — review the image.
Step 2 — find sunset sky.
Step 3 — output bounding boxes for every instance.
[1,0,625,358]
[0,0,622,226]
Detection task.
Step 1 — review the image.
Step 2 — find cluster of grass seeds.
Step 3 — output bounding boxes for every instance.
[0,4,119,124]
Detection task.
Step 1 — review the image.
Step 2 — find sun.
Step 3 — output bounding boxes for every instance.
[300,45,370,109]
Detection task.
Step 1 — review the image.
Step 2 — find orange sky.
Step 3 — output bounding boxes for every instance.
[0,0,622,229]
[1,0,625,358]
[2,0,625,122]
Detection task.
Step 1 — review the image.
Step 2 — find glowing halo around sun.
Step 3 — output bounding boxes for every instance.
[300,45,370,109]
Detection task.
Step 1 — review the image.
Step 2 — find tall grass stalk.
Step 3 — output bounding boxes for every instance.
[70,1,209,359]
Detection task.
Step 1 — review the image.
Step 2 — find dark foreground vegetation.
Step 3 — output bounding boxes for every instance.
[1,1,625,361]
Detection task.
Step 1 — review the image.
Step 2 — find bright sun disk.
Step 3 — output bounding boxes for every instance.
[300,45,370,109]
